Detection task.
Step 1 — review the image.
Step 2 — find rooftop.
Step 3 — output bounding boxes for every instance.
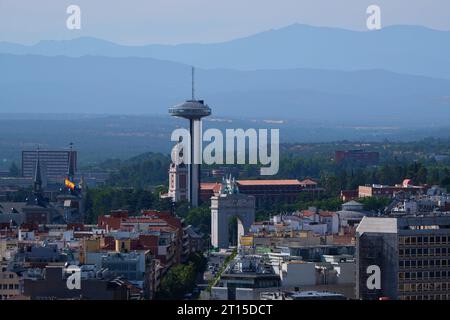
[356,217,398,234]
[237,179,301,186]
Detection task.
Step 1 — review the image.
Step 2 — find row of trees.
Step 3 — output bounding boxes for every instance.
[105,152,170,188]
[84,187,172,224]
[254,194,391,221]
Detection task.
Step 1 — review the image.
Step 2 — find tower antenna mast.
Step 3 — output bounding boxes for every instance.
[191,66,195,100]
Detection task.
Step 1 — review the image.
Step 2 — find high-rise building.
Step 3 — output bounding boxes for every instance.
[22,149,77,182]
[356,216,450,300]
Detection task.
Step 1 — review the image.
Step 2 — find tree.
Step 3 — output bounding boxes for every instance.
[9,162,20,177]
[357,197,390,212]
[158,263,196,299]
[185,206,211,235]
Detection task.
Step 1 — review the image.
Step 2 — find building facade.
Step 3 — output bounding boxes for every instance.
[356,216,450,300]
[22,150,77,183]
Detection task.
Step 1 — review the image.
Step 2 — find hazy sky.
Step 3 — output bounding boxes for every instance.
[1,0,449,45]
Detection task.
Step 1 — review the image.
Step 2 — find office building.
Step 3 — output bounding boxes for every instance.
[356,215,450,300]
[22,149,77,182]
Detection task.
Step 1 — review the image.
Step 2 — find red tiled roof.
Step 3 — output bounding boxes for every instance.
[200,182,222,193]
[148,226,177,233]
[319,211,336,217]
[299,179,318,185]
[123,218,167,224]
[237,179,301,186]
[201,182,218,189]
[302,210,316,217]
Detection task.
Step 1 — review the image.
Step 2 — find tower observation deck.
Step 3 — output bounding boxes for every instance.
[168,67,211,207]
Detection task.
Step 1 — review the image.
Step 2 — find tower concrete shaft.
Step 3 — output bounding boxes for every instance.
[189,118,202,207]
[168,68,211,208]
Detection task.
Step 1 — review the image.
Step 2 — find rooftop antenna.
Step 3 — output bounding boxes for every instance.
[191,66,195,100]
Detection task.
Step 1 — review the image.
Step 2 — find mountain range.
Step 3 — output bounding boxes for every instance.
[2,24,450,78]
[1,24,449,124]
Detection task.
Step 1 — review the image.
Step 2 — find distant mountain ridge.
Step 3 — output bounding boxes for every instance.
[1,53,449,123]
[1,24,450,79]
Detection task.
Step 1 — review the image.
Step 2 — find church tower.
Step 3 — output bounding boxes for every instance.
[168,142,188,202]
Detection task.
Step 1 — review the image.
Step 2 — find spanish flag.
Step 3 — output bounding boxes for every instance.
[65,179,76,190]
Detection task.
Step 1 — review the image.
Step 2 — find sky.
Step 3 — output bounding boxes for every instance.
[0,0,449,45]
